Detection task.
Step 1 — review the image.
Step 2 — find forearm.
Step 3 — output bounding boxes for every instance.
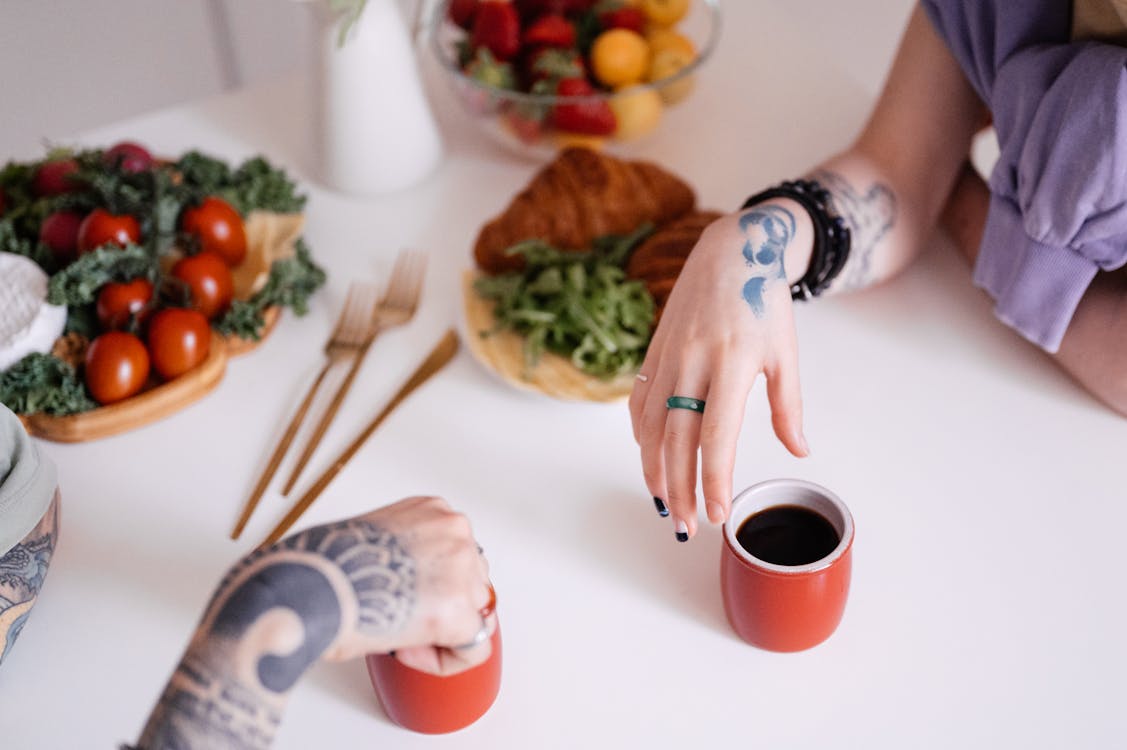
[0,493,59,666]
[137,632,293,749]
[781,6,984,295]
[136,518,418,749]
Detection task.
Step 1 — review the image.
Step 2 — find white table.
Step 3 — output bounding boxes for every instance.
[4,2,1125,748]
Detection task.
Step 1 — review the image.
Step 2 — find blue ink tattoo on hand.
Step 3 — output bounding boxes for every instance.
[739,205,795,317]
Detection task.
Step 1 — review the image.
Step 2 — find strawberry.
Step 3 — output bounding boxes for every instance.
[515,0,596,18]
[551,77,616,135]
[448,0,479,29]
[465,47,517,90]
[526,47,585,82]
[503,111,544,144]
[472,0,522,61]
[599,6,646,33]
[523,14,576,47]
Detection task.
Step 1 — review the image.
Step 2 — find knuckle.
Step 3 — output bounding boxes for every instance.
[664,427,696,448]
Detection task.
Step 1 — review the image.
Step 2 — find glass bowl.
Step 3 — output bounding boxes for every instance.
[428,0,722,159]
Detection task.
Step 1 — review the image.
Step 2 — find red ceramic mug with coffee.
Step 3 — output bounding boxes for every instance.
[366,586,502,734]
[721,479,854,652]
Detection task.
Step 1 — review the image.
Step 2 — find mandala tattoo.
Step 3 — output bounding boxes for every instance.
[809,169,897,290]
[0,498,58,666]
[137,520,416,750]
[739,204,794,317]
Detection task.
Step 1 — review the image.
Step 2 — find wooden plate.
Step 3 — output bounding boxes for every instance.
[461,270,636,403]
[224,305,282,357]
[21,332,228,443]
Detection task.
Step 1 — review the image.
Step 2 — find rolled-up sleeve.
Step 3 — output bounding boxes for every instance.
[924,0,1127,351]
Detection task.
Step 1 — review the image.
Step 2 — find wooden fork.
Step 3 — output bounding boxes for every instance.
[230,282,379,540]
[280,250,427,495]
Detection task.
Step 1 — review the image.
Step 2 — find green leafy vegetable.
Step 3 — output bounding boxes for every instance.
[215,239,327,340]
[0,353,96,416]
[174,152,307,215]
[46,244,156,307]
[474,224,656,379]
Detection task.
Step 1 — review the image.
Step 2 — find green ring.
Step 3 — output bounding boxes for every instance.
[666,396,706,413]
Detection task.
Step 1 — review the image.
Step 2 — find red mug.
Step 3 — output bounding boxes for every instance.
[366,587,502,734]
[721,479,854,652]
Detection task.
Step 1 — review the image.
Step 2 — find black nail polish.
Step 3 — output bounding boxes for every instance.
[653,496,669,517]
[675,530,689,543]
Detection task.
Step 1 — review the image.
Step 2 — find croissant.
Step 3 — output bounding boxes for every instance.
[626,210,722,319]
[473,148,697,274]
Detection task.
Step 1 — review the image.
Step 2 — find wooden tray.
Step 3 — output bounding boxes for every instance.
[21,332,228,443]
[18,212,305,442]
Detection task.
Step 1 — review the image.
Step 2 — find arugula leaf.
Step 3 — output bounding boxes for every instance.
[474,225,656,379]
[0,353,96,416]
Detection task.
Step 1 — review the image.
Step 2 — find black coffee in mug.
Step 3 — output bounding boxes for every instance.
[735,504,840,566]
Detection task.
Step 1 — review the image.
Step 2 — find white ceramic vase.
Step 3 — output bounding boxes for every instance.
[311,0,443,195]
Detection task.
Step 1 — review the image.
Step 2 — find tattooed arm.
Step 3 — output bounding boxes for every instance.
[630,6,985,537]
[132,496,493,749]
[0,493,59,665]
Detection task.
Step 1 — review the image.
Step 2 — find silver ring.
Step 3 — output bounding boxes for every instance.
[451,615,491,651]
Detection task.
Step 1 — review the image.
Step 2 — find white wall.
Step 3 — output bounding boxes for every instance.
[0,0,313,160]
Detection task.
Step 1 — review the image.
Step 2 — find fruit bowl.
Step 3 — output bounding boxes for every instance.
[429,0,721,158]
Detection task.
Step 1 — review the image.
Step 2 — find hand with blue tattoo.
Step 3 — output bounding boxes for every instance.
[134,496,493,750]
[629,200,814,541]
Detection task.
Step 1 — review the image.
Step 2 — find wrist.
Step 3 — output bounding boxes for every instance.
[737,197,815,287]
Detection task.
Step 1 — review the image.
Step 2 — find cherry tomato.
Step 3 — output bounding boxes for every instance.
[77,208,141,255]
[84,331,150,405]
[103,141,154,173]
[39,210,85,262]
[180,196,247,266]
[96,277,154,330]
[171,251,234,319]
[32,158,81,197]
[146,307,211,380]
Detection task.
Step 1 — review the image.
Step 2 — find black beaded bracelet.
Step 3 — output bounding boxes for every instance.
[741,179,851,301]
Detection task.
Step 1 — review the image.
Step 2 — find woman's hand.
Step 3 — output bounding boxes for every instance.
[629,201,812,540]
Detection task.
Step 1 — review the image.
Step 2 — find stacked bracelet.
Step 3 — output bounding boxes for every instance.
[741,179,852,301]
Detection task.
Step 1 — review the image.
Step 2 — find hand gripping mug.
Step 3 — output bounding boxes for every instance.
[721,479,854,652]
[366,584,502,733]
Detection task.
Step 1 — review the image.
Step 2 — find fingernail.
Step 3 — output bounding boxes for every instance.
[800,433,811,456]
[707,502,725,524]
[674,520,689,543]
[653,496,669,517]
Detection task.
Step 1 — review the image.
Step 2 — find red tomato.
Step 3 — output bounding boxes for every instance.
[171,251,234,319]
[146,307,211,380]
[96,278,154,330]
[39,210,85,262]
[84,331,151,405]
[103,141,154,173]
[77,208,141,254]
[180,196,247,266]
[32,158,81,197]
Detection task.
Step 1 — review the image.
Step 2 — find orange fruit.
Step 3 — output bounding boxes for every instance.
[610,87,664,140]
[646,27,696,58]
[641,0,690,27]
[591,29,650,87]
[648,47,695,104]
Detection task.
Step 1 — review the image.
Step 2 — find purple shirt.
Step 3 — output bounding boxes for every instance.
[923,0,1127,352]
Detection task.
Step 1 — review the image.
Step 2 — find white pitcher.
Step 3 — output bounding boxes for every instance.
[311,0,443,195]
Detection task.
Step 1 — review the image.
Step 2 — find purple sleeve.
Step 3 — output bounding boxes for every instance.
[923,0,1127,352]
